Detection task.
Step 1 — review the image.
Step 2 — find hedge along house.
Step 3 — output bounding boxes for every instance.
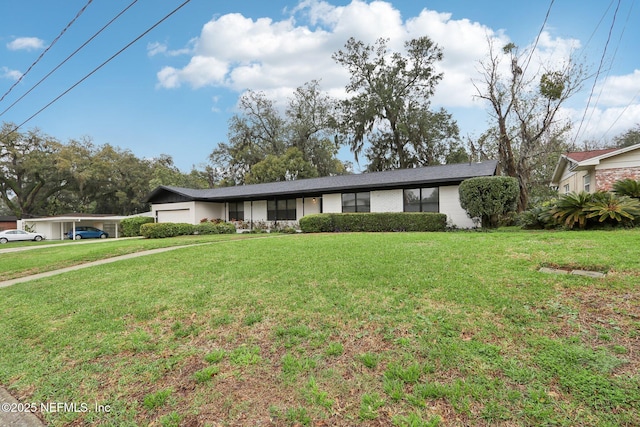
[550,143,640,195]
[145,160,499,229]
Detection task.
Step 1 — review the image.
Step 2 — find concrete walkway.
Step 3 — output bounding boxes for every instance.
[0,387,46,427]
[0,246,190,288]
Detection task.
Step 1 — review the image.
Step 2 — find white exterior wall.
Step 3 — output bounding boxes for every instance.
[153,202,196,223]
[370,189,403,212]
[195,202,224,222]
[322,193,342,213]
[300,197,321,216]
[440,185,476,228]
[247,200,268,222]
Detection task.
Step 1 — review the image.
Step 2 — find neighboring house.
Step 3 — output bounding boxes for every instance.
[551,143,640,194]
[146,160,498,229]
[0,216,18,231]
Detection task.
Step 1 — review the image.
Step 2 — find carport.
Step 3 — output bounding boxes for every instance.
[19,213,138,241]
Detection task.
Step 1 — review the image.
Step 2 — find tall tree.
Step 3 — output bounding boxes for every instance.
[286,80,346,176]
[0,123,70,219]
[613,124,640,148]
[332,37,461,171]
[473,40,585,210]
[209,83,347,185]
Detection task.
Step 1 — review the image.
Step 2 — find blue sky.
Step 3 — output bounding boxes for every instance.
[1,0,639,172]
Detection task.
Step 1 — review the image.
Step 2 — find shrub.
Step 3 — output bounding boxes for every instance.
[585,192,640,224]
[550,191,594,229]
[299,213,446,233]
[140,222,195,238]
[612,178,640,199]
[518,204,557,229]
[194,222,236,235]
[120,216,154,237]
[458,176,520,228]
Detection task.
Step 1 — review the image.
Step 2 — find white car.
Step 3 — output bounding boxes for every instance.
[0,229,45,244]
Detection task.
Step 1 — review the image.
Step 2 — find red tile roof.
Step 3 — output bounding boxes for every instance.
[565,148,618,162]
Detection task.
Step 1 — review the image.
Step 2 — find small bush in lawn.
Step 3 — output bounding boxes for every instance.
[140,223,194,238]
[121,216,154,237]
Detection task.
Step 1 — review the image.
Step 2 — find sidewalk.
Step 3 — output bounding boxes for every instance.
[0,388,46,427]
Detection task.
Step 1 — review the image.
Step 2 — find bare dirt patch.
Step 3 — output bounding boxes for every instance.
[553,283,640,375]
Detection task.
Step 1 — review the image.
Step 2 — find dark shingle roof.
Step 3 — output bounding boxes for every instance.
[146,160,498,203]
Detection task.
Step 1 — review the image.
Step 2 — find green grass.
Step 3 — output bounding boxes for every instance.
[0,229,639,426]
[0,233,264,281]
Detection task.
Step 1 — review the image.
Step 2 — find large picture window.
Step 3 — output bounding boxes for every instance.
[342,192,370,212]
[228,201,244,221]
[267,199,297,220]
[403,187,439,212]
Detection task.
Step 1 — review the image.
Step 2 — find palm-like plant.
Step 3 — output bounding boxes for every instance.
[550,191,593,229]
[612,178,640,199]
[584,192,640,223]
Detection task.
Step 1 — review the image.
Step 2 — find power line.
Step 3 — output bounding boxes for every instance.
[522,0,555,76]
[0,0,139,119]
[9,0,193,134]
[573,0,621,144]
[0,0,93,104]
[596,0,636,144]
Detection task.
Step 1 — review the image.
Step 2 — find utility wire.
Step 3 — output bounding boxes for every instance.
[0,0,93,104]
[522,0,555,76]
[596,0,636,144]
[10,0,192,134]
[573,0,621,144]
[0,0,139,119]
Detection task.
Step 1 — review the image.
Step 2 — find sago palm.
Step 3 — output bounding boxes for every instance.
[584,192,640,223]
[612,178,640,199]
[550,191,593,229]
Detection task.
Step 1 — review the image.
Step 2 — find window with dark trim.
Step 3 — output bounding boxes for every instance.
[228,201,244,221]
[342,192,370,212]
[403,187,439,212]
[267,199,297,220]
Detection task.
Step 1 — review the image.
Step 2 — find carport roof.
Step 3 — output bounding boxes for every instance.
[146,160,499,203]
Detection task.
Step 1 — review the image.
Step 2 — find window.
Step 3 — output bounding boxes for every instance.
[342,192,370,212]
[564,184,570,195]
[403,187,439,212]
[267,199,296,220]
[228,201,244,221]
[583,174,591,193]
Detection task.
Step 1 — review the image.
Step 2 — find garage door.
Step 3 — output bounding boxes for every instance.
[157,209,191,223]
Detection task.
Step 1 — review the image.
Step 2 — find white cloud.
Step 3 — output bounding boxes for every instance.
[593,69,640,107]
[1,66,22,81]
[6,37,45,51]
[153,0,638,140]
[147,40,196,57]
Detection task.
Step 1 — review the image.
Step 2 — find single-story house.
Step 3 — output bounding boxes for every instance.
[19,213,136,240]
[145,160,499,229]
[550,143,640,194]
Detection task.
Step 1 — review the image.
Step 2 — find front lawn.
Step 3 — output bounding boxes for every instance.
[0,234,262,281]
[0,230,638,426]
